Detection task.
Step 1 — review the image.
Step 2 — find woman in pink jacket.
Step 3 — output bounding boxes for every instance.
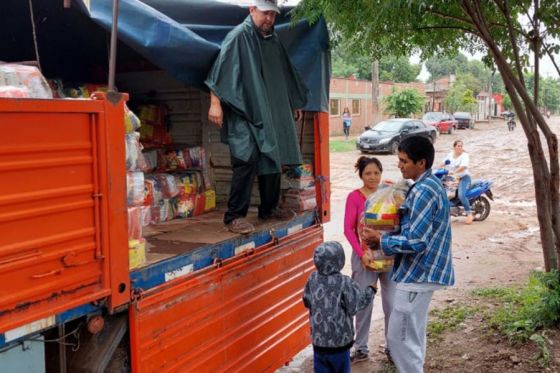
[344,156,395,364]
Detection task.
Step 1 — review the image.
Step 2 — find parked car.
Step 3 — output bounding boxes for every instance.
[453,112,474,129]
[356,118,437,154]
[422,112,457,134]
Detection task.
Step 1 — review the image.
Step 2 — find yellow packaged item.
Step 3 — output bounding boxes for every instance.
[129,239,147,269]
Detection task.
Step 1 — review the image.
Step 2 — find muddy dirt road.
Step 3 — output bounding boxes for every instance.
[282,117,558,372]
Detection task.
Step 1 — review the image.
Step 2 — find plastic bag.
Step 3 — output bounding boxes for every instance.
[125,133,148,171]
[0,64,53,98]
[127,172,145,206]
[127,207,143,240]
[361,180,409,272]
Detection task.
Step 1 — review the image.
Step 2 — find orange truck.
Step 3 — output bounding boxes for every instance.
[0,1,331,371]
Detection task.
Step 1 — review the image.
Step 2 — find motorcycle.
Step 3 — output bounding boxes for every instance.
[505,112,516,131]
[433,168,494,221]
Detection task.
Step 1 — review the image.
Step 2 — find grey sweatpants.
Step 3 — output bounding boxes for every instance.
[387,288,434,373]
[351,251,396,354]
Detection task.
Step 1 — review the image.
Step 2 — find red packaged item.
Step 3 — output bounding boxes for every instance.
[127,207,143,240]
[193,193,206,216]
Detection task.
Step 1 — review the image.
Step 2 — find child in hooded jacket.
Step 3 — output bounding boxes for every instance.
[303,241,377,373]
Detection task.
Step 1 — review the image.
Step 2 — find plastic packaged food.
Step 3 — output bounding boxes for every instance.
[361,180,410,272]
[156,174,179,198]
[128,238,146,269]
[127,207,143,240]
[0,86,30,98]
[0,64,53,98]
[124,105,141,133]
[125,133,148,172]
[127,172,145,206]
[176,195,195,218]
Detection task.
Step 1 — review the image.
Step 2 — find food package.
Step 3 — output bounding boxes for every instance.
[127,207,143,240]
[151,199,172,223]
[0,64,53,98]
[129,238,147,269]
[142,150,158,172]
[193,193,206,216]
[286,164,313,178]
[144,176,162,207]
[281,174,315,190]
[175,173,198,197]
[124,105,141,133]
[361,180,409,272]
[156,173,179,198]
[204,189,216,212]
[127,172,145,206]
[176,195,195,218]
[125,133,148,172]
[282,187,316,212]
[0,86,30,98]
[363,181,408,230]
[165,149,186,171]
[140,205,152,227]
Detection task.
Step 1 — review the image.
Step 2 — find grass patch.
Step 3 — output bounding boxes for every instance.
[473,270,560,367]
[329,139,356,152]
[428,305,479,342]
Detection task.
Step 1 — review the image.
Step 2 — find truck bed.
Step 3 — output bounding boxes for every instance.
[130,207,317,291]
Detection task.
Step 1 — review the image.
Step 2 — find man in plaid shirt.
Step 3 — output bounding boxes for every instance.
[363,136,454,373]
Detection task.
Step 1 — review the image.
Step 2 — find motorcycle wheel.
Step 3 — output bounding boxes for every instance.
[471,196,491,221]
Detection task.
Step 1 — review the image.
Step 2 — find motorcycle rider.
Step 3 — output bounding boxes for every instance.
[439,140,473,224]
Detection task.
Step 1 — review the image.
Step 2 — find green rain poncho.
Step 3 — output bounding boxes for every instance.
[205,15,308,175]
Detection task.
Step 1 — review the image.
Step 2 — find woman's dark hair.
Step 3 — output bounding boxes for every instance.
[354,156,383,178]
[398,136,434,169]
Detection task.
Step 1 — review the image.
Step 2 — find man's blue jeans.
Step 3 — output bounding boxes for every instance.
[458,175,472,214]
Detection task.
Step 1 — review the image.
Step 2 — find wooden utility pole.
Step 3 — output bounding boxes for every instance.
[372,60,379,124]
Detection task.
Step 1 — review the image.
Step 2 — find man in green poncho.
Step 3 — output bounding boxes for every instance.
[205,0,308,234]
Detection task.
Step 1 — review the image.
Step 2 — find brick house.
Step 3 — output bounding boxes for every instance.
[425,74,455,112]
[329,77,426,136]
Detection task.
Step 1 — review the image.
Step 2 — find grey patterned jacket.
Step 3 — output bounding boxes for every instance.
[303,241,376,351]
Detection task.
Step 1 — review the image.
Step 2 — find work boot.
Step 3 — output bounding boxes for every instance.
[225,218,255,234]
[258,207,296,221]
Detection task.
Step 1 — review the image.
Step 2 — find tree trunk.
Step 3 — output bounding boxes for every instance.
[463,0,559,270]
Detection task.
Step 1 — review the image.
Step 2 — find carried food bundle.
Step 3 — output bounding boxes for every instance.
[0,64,53,98]
[361,180,409,272]
[283,186,317,212]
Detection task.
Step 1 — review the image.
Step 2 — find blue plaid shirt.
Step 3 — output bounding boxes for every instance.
[381,170,455,286]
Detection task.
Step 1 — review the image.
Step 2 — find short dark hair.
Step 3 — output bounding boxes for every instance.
[354,156,383,178]
[398,136,434,169]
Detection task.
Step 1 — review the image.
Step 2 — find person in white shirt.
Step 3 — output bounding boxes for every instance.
[440,139,473,224]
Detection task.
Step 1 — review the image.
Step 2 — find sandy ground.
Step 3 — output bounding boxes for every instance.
[279,116,558,372]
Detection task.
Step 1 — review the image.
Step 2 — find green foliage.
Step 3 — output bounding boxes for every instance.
[428,305,478,342]
[425,54,468,81]
[331,43,420,82]
[475,270,560,342]
[329,139,357,152]
[445,82,477,113]
[383,88,425,117]
[379,55,421,83]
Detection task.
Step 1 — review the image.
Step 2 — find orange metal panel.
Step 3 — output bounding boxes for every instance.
[0,94,129,332]
[130,226,323,373]
[314,112,331,223]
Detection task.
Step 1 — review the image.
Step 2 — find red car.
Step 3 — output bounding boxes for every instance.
[422,112,457,134]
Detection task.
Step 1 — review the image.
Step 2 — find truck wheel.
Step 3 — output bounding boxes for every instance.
[472,196,491,221]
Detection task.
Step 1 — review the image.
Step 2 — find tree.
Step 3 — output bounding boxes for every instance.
[425,54,468,81]
[331,43,420,82]
[383,88,425,118]
[446,83,477,113]
[295,0,560,271]
[379,56,421,82]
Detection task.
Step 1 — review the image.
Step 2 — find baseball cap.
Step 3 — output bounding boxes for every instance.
[253,0,280,13]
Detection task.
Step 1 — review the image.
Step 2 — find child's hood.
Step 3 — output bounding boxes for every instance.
[313,241,345,275]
